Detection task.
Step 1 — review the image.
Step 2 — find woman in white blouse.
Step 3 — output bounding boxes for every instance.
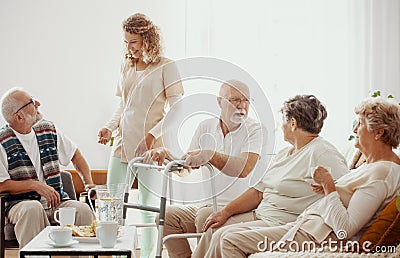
[203,97,400,258]
[192,95,348,258]
[97,13,183,258]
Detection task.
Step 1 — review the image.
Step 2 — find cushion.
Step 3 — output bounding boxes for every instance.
[358,197,400,252]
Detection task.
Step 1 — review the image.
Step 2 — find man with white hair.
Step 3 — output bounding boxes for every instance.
[143,80,269,258]
[0,87,95,247]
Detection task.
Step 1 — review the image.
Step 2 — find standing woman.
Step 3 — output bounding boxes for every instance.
[98,13,184,258]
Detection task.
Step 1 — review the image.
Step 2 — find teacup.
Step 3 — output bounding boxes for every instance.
[96,221,118,248]
[48,227,72,244]
[54,207,76,227]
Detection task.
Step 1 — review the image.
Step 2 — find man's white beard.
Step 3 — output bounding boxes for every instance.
[230,109,247,124]
[26,111,43,126]
[35,112,43,123]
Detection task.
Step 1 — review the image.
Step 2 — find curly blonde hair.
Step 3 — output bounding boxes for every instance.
[123,13,162,65]
[355,97,400,148]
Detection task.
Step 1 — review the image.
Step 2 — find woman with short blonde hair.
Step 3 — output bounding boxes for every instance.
[354,97,400,148]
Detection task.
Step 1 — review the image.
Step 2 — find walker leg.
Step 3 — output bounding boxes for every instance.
[155,196,167,258]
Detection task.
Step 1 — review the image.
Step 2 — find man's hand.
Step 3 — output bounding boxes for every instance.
[98,128,112,145]
[202,209,230,232]
[142,147,169,166]
[84,183,96,192]
[32,181,61,208]
[183,149,215,168]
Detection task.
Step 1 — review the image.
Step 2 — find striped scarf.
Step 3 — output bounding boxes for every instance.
[0,120,69,212]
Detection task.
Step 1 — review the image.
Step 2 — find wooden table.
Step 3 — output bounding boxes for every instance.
[19,225,137,258]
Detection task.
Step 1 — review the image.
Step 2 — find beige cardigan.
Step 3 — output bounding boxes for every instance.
[104,57,184,162]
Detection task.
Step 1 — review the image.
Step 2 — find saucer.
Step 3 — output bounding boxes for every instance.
[73,236,98,243]
[46,239,78,248]
[73,233,123,243]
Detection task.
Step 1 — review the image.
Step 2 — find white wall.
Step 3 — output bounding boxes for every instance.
[0,0,186,169]
[1,0,399,170]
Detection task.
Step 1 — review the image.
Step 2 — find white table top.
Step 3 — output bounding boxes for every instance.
[19,225,137,257]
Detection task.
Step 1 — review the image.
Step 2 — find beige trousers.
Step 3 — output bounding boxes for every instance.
[198,221,322,258]
[7,199,95,247]
[155,205,219,258]
[192,210,260,258]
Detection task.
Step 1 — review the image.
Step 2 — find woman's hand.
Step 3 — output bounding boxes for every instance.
[134,133,156,157]
[313,166,336,195]
[142,147,168,166]
[98,128,112,145]
[202,209,230,232]
[311,184,325,195]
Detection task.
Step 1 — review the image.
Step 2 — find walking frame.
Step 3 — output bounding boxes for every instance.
[123,157,217,258]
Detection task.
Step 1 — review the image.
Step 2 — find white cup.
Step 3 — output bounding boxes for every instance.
[96,221,118,248]
[48,227,72,244]
[54,207,76,227]
[309,166,331,185]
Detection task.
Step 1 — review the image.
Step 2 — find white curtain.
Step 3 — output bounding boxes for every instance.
[369,0,400,98]
[349,0,400,100]
[183,0,354,152]
[181,0,400,154]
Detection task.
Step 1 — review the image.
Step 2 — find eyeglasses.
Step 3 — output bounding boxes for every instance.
[227,97,251,105]
[15,97,35,114]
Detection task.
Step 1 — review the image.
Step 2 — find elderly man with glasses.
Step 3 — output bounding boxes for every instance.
[0,87,95,247]
[142,80,270,258]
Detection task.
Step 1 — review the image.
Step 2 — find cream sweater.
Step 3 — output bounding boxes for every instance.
[281,161,400,243]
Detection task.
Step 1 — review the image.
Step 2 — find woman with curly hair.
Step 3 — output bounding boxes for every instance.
[97,13,184,257]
